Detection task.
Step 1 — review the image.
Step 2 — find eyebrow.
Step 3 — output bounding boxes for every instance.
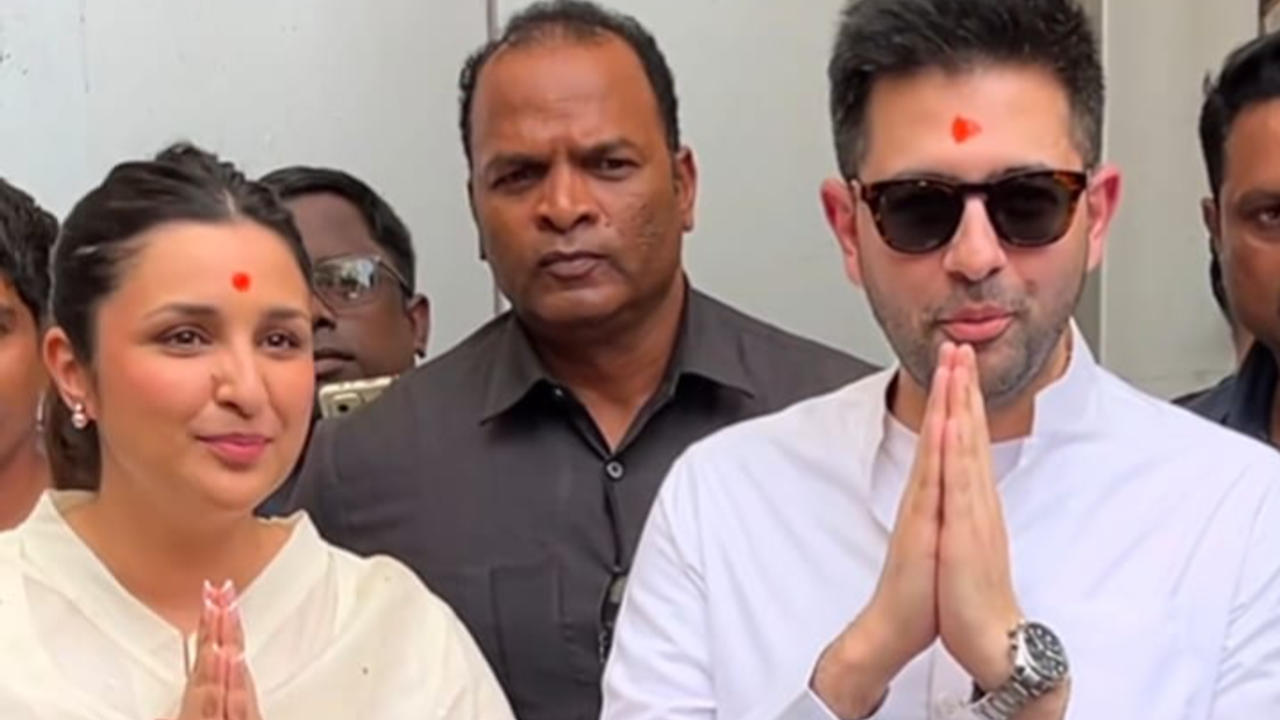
[576,139,643,160]
[144,303,311,324]
[880,163,1054,184]
[1233,188,1280,207]
[480,138,643,177]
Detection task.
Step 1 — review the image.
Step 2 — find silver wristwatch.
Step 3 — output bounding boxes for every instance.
[970,621,1069,720]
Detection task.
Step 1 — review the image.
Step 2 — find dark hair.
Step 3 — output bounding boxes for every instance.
[457,0,680,168]
[0,178,58,323]
[828,0,1104,178]
[260,166,417,290]
[1200,32,1280,203]
[1209,249,1231,319]
[46,143,309,491]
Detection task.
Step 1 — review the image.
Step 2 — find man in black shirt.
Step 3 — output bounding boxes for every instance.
[1179,33,1280,448]
[287,2,876,718]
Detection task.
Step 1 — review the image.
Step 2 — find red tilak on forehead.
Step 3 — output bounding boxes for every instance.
[231,272,251,292]
[952,115,983,144]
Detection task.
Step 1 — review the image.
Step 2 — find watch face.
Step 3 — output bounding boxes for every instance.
[1024,622,1069,681]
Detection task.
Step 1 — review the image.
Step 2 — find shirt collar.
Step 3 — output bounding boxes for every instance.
[1224,342,1278,441]
[16,492,323,683]
[1025,323,1103,443]
[479,286,757,423]
[852,323,1102,491]
[852,324,1100,530]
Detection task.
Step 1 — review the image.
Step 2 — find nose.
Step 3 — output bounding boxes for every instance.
[212,341,269,418]
[536,162,598,234]
[941,195,1008,283]
[311,293,336,332]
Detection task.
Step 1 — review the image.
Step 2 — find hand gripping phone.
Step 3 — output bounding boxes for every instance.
[316,375,396,419]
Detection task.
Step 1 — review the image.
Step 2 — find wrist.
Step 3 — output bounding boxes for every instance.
[811,615,899,719]
[971,614,1022,691]
[1015,680,1070,720]
[970,621,1070,720]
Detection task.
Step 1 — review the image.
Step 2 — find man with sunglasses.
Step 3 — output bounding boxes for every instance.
[1177,33,1280,450]
[261,165,430,384]
[283,3,874,719]
[603,1,1280,719]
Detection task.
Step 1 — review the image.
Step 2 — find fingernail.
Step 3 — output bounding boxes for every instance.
[220,578,234,595]
[202,579,214,601]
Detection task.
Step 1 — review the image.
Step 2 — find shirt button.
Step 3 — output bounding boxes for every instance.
[605,460,625,480]
[551,386,566,400]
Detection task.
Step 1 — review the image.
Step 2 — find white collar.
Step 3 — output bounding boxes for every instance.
[842,323,1103,505]
[17,491,325,683]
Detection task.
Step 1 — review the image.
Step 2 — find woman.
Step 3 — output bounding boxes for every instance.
[0,178,57,529]
[0,144,514,719]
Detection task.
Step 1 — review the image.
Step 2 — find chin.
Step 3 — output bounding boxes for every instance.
[530,292,628,328]
[196,466,286,513]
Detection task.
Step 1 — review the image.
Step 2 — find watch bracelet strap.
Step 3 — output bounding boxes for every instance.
[970,679,1033,720]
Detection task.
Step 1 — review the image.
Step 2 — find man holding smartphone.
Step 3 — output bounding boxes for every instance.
[257,166,429,514]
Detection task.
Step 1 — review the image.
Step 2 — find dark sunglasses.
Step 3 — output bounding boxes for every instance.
[312,253,411,309]
[857,169,1089,254]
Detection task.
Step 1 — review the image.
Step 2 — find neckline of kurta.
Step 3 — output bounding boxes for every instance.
[17,491,328,685]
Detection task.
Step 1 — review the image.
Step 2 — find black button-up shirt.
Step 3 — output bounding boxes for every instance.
[1177,342,1277,446]
[287,289,876,720]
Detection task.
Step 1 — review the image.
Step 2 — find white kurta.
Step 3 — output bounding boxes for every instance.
[602,332,1280,719]
[0,492,515,720]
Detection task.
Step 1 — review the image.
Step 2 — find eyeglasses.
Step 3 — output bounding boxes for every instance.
[857,169,1089,254]
[312,253,411,309]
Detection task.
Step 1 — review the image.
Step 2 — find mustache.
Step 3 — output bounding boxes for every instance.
[925,281,1028,322]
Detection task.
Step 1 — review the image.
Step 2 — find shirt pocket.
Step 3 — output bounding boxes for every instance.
[488,558,581,716]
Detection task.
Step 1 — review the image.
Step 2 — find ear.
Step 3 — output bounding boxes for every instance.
[1201,195,1223,257]
[672,146,699,233]
[42,327,97,422]
[820,177,866,287]
[466,177,487,261]
[406,294,431,359]
[1082,164,1123,273]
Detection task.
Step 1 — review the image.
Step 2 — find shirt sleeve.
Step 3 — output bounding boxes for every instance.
[1210,463,1280,717]
[600,455,848,720]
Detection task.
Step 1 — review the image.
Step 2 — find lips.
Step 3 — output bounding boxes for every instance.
[314,347,355,380]
[539,251,607,281]
[197,433,272,469]
[938,306,1015,344]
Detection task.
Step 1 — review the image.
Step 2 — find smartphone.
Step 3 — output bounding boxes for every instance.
[317,375,397,419]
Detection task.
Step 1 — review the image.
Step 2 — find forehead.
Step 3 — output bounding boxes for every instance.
[859,64,1081,181]
[111,220,309,308]
[1221,98,1280,193]
[469,34,664,160]
[285,193,379,260]
[0,274,25,311]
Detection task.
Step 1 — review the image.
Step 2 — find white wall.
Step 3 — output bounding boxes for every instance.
[494,0,893,365]
[0,0,493,357]
[1,0,1264,388]
[1100,0,1256,396]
